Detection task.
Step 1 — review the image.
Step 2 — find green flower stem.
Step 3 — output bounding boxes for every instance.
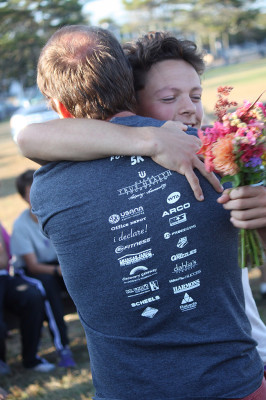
[252,229,264,265]
[239,228,264,269]
[240,229,245,269]
[248,230,259,266]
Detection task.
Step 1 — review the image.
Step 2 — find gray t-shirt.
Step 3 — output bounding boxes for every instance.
[11,209,58,269]
[31,115,263,400]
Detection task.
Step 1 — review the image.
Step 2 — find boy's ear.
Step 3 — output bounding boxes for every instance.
[53,99,74,119]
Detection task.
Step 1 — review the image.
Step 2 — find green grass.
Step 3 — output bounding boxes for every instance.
[201,58,266,121]
[2,314,95,399]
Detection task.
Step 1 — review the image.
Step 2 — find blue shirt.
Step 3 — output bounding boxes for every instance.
[31,116,263,400]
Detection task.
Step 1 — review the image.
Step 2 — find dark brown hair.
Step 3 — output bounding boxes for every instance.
[37,25,136,120]
[123,31,205,92]
[16,169,35,198]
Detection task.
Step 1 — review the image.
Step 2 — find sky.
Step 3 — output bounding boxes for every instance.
[83,0,128,25]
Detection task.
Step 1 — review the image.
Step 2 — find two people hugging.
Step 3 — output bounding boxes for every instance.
[18,26,266,400]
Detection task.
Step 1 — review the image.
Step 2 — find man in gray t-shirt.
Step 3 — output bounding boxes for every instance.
[29,25,265,400]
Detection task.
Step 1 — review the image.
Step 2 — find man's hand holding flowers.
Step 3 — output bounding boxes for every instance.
[217,185,266,248]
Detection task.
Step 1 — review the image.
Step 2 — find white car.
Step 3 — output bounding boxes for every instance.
[10,102,59,143]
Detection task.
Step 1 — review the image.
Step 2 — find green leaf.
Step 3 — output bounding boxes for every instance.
[220,175,235,185]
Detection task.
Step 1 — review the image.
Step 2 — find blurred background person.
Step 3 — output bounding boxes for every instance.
[10,169,76,368]
[0,222,54,373]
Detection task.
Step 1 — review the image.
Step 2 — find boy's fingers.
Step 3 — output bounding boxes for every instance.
[228,186,262,199]
[230,216,266,230]
[184,169,204,201]
[194,158,223,193]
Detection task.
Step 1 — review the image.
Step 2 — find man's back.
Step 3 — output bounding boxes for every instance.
[31,116,263,400]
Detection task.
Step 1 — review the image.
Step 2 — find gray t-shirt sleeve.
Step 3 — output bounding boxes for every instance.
[11,219,35,256]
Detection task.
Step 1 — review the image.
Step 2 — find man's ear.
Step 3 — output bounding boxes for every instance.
[53,99,74,119]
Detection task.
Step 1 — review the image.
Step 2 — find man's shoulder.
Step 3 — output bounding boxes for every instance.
[111,115,166,128]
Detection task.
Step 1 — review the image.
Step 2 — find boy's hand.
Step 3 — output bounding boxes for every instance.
[152,121,223,201]
[217,185,266,229]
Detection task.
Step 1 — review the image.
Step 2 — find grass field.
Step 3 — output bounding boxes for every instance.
[1,314,95,399]
[0,58,266,398]
[202,57,266,122]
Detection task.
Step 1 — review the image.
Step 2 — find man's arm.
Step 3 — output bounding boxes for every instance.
[18,119,223,202]
[217,186,266,247]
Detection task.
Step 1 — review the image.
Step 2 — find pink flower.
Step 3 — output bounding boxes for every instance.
[197,87,265,270]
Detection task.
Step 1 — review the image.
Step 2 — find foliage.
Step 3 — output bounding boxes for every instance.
[0,0,88,90]
[121,0,262,55]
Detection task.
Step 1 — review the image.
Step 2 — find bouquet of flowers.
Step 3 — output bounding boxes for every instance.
[197,86,266,269]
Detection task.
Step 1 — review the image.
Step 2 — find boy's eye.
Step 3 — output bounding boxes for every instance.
[161,97,175,102]
[191,95,201,101]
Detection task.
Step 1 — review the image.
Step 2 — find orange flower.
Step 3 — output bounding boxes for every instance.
[212,133,239,175]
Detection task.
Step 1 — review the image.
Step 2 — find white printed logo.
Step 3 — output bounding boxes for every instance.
[130,266,148,275]
[111,218,147,232]
[125,280,159,297]
[138,171,146,178]
[149,280,159,291]
[122,267,158,285]
[169,213,187,227]
[109,207,144,225]
[131,156,145,166]
[176,237,188,248]
[120,206,144,221]
[131,295,160,308]
[182,293,193,304]
[180,293,197,312]
[164,224,196,238]
[110,155,123,161]
[169,269,201,283]
[115,237,151,254]
[171,249,197,261]
[173,279,200,294]
[109,214,120,224]
[118,249,153,266]
[118,170,172,198]
[162,203,190,218]
[167,192,180,204]
[141,307,158,318]
[173,260,198,274]
[115,225,148,244]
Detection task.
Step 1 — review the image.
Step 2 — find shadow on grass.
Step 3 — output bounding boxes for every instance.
[0,176,16,198]
[2,314,95,400]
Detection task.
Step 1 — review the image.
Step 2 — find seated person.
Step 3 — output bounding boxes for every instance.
[0,387,8,400]
[0,223,54,373]
[10,170,76,368]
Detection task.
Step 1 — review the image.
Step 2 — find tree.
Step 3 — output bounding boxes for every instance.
[121,0,262,55]
[0,0,88,91]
